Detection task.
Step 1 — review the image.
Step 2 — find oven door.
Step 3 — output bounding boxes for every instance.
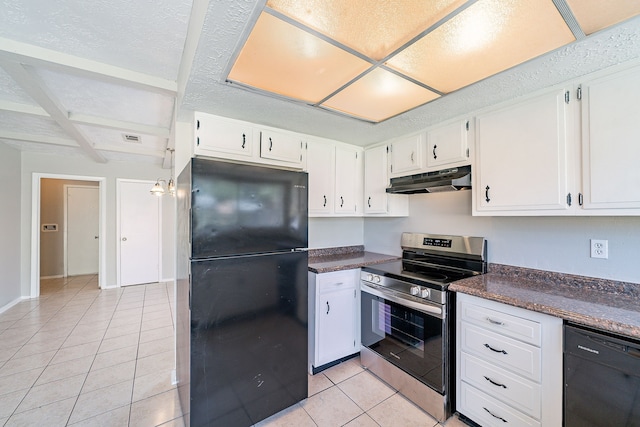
[361,283,446,393]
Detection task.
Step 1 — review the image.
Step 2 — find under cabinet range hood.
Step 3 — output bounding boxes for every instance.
[386,165,471,194]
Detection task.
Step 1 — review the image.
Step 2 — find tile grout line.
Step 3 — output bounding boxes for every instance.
[63,275,130,426]
[3,275,101,424]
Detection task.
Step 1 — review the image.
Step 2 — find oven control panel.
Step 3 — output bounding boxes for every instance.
[361,271,444,305]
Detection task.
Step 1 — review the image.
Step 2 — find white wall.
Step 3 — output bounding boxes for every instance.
[309,217,364,249]
[364,191,640,283]
[21,152,176,295]
[0,143,22,308]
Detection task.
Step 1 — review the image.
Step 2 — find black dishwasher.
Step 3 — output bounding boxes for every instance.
[564,324,640,427]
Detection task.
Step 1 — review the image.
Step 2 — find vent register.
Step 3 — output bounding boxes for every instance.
[226,0,640,123]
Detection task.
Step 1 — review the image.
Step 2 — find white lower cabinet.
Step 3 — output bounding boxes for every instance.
[308,269,359,372]
[456,293,562,427]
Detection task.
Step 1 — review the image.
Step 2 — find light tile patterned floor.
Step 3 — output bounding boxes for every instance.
[0,275,180,427]
[0,275,467,427]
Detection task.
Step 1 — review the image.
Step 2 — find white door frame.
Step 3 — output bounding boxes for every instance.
[63,184,100,278]
[31,173,107,297]
[116,178,163,287]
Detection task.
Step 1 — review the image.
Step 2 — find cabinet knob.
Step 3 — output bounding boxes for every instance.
[269,137,273,151]
[485,185,491,203]
[367,196,371,208]
[340,196,344,207]
[433,144,437,159]
[323,195,327,207]
[242,133,246,149]
[326,301,330,314]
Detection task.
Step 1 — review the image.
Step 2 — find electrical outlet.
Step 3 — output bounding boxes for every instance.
[590,239,608,259]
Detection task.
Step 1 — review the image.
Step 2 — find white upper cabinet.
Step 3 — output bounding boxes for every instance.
[260,129,305,167]
[426,118,471,169]
[389,133,425,177]
[194,113,254,159]
[363,145,409,216]
[193,112,305,170]
[334,145,362,215]
[307,140,335,215]
[473,88,573,215]
[307,140,363,217]
[580,65,640,212]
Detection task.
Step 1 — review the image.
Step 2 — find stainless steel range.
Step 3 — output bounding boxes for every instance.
[360,232,487,422]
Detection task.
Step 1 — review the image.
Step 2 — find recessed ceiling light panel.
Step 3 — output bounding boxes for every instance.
[228,12,371,103]
[386,0,576,93]
[321,68,440,122]
[266,0,467,60]
[565,0,640,35]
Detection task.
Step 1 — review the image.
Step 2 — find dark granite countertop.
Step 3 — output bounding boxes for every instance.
[308,245,399,274]
[450,264,640,340]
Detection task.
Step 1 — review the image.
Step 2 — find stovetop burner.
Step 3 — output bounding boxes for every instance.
[360,233,487,305]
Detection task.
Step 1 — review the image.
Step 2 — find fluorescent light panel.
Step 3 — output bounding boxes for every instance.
[227,0,640,123]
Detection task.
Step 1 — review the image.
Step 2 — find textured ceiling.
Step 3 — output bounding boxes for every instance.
[0,0,639,166]
[182,1,640,146]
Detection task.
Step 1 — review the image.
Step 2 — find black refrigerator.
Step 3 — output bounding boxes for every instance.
[176,158,308,427]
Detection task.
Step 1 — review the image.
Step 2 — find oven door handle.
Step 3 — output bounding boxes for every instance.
[361,283,443,318]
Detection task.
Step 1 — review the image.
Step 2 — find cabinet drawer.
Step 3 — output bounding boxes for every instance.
[459,382,541,427]
[317,270,358,292]
[461,322,541,381]
[460,352,541,418]
[460,299,541,346]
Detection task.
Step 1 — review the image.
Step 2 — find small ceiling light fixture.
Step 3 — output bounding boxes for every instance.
[151,148,176,197]
[150,179,167,196]
[150,148,176,197]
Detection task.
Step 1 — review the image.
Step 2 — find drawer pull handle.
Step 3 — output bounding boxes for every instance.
[483,407,508,423]
[326,301,330,314]
[389,352,401,360]
[486,317,505,326]
[484,343,508,355]
[484,376,507,389]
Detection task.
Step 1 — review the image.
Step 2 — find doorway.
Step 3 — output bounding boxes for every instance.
[31,174,106,297]
[65,185,100,276]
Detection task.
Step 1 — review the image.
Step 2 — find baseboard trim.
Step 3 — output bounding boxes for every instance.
[0,296,29,315]
[40,274,64,280]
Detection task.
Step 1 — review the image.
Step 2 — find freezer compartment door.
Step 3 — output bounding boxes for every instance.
[189,251,308,427]
[191,158,308,258]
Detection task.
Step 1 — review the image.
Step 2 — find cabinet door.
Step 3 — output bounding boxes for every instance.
[364,145,389,214]
[389,134,425,177]
[260,130,304,167]
[426,119,471,169]
[335,146,361,214]
[317,287,357,366]
[581,66,640,211]
[307,141,335,215]
[474,89,571,213]
[194,113,253,158]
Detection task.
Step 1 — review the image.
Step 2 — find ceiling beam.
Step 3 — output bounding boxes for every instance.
[0,130,77,146]
[93,143,165,158]
[1,61,107,163]
[0,100,48,117]
[68,113,171,137]
[176,0,210,108]
[0,101,170,138]
[0,37,177,97]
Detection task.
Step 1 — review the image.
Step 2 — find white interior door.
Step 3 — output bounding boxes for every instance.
[67,186,99,276]
[119,180,160,286]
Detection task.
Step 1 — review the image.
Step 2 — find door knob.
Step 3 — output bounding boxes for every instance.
[94,236,99,239]
[122,237,127,241]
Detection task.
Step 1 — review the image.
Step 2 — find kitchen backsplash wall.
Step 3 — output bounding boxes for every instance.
[309,217,364,249]
[364,191,640,284]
